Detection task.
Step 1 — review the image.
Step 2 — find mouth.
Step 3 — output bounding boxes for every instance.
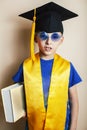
[44,46,52,51]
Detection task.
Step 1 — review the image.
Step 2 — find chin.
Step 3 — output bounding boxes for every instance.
[43,51,54,56]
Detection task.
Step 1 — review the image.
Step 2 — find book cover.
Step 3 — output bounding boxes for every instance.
[1,83,26,122]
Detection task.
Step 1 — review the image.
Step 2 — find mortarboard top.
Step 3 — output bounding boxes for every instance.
[19,2,78,34]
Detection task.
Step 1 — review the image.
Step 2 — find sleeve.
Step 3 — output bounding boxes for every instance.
[69,62,82,88]
[12,63,24,82]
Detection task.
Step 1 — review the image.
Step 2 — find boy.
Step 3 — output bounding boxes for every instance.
[13,2,82,130]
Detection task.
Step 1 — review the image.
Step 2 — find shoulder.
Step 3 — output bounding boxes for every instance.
[24,53,39,64]
[24,57,31,63]
[55,54,70,64]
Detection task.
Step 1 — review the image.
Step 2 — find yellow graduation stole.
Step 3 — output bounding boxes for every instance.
[23,53,70,130]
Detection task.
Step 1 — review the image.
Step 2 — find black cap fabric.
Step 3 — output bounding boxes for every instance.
[19,2,78,34]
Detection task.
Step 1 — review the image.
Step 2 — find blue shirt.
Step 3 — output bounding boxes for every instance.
[12,59,82,130]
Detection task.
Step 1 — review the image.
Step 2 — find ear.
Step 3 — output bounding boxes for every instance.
[60,36,64,43]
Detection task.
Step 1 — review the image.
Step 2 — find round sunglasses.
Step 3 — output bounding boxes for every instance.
[37,31,62,42]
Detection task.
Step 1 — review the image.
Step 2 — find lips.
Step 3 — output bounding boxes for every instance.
[44,46,52,51]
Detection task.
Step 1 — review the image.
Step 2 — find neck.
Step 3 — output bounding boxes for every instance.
[39,52,55,60]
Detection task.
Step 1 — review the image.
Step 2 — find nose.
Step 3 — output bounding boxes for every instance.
[46,37,51,45]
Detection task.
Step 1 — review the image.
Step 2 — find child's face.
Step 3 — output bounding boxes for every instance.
[35,32,64,58]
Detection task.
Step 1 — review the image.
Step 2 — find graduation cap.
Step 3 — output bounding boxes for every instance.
[19,2,78,60]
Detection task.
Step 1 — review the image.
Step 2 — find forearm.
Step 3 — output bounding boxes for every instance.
[69,98,79,130]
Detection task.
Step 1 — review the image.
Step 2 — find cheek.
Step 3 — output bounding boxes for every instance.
[53,40,61,47]
[53,43,59,49]
[37,41,45,49]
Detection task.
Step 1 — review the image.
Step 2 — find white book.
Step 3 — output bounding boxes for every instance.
[1,83,26,123]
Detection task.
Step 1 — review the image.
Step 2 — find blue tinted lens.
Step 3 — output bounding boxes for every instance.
[51,33,60,41]
[39,32,48,40]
